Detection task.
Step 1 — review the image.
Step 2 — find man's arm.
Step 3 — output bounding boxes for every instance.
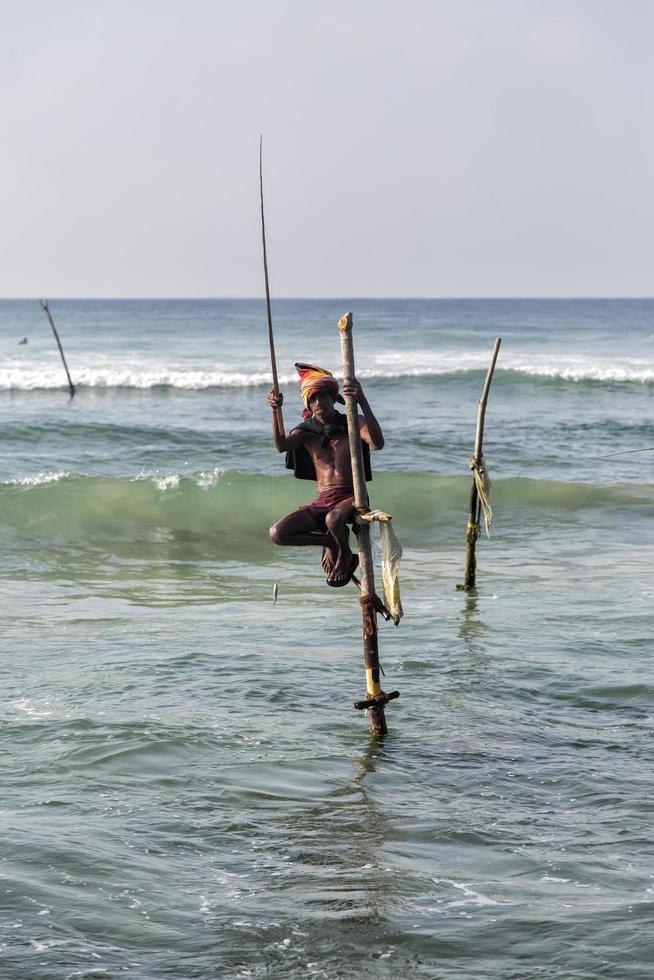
[267,389,306,453]
[342,379,385,450]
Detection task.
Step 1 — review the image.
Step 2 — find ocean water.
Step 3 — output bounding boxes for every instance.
[1,298,652,979]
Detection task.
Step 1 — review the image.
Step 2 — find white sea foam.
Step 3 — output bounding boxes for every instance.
[448,881,504,908]
[152,474,180,491]
[11,698,54,719]
[433,878,506,908]
[195,467,224,489]
[2,352,653,389]
[0,365,280,390]
[8,471,70,487]
[131,469,224,491]
[507,356,654,383]
[131,470,181,491]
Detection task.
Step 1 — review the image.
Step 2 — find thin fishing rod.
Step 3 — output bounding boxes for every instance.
[259,138,283,602]
[40,299,75,399]
[259,137,282,414]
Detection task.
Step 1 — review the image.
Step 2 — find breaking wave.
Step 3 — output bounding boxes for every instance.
[2,471,652,561]
[3,354,654,391]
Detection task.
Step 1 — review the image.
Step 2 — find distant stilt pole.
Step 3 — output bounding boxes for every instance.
[338,312,399,736]
[460,337,501,591]
[39,299,75,399]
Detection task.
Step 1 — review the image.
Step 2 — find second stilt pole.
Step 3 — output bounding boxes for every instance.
[460,336,502,591]
[338,311,398,736]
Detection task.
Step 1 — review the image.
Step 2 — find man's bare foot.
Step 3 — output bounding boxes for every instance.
[327,551,359,588]
[321,546,336,576]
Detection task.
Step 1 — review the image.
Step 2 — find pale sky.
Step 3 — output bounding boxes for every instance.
[1,0,652,297]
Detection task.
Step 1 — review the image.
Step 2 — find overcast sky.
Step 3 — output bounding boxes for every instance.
[1,0,652,297]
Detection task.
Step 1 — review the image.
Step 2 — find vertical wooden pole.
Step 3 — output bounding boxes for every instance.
[461,337,501,591]
[337,311,388,736]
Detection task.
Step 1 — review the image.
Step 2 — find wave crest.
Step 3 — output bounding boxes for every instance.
[2,472,652,562]
[3,355,654,391]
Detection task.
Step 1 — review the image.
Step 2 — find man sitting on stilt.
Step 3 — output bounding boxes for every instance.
[268,363,385,587]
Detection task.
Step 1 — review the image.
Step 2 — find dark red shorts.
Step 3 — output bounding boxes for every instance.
[298,487,354,529]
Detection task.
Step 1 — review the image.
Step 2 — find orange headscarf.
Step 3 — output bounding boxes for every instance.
[295,362,345,416]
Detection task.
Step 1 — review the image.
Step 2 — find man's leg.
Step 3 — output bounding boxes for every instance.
[324,501,356,584]
[270,507,330,548]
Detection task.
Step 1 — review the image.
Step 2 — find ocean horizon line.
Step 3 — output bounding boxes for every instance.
[1,295,653,303]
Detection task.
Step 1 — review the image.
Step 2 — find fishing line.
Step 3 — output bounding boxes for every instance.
[589,447,654,461]
[568,446,654,516]
[465,437,652,535]
[271,448,279,604]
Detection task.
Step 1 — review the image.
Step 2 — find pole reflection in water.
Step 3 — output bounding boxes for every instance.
[458,590,490,661]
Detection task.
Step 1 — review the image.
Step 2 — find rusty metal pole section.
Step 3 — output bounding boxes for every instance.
[337,312,398,736]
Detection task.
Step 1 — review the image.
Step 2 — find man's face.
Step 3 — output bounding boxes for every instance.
[309,388,336,422]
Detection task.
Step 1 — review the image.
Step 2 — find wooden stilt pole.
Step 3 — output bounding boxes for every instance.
[338,312,398,736]
[39,299,75,399]
[460,337,501,591]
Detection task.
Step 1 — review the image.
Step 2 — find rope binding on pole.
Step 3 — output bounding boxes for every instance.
[470,454,493,535]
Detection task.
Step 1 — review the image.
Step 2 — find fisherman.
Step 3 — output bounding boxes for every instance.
[268,363,385,587]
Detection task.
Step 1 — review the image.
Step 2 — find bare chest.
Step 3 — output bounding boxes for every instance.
[306,432,351,471]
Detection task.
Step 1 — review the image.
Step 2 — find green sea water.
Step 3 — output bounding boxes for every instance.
[1,299,653,978]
